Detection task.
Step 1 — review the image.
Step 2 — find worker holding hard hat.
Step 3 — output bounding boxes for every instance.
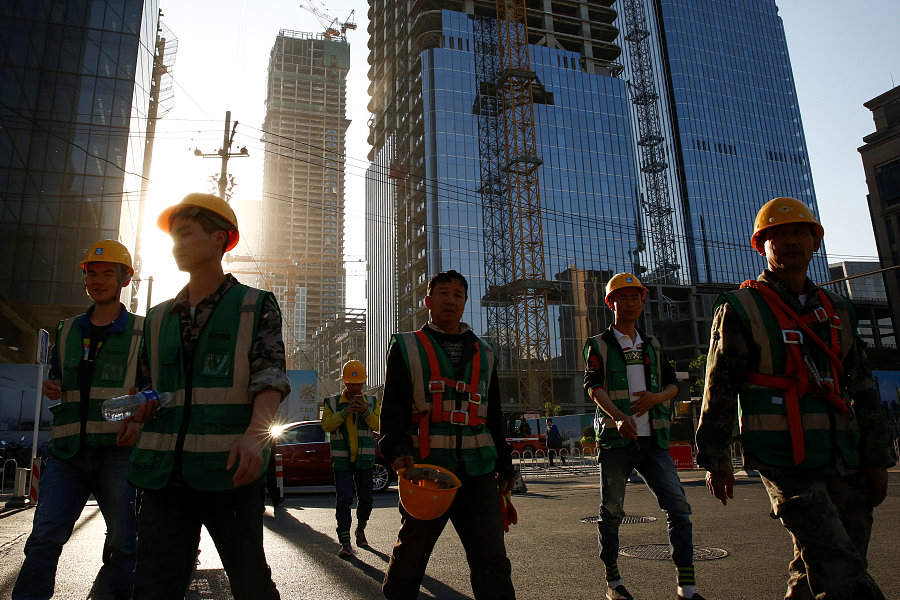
[379,269,516,600]
[13,240,144,600]
[321,359,381,557]
[697,197,896,599]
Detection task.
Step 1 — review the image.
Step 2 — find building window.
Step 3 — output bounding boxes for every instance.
[876,159,900,206]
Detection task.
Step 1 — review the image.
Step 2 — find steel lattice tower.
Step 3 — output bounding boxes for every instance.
[473,16,517,376]
[494,0,555,410]
[621,0,678,282]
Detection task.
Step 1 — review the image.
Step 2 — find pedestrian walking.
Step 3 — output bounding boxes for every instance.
[697,197,896,600]
[546,418,565,465]
[321,359,381,557]
[13,240,143,600]
[379,269,516,600]
[584,272,705,600]
[128,193,289,600]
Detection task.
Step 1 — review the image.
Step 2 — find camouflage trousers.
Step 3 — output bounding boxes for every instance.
[759,467,884,600]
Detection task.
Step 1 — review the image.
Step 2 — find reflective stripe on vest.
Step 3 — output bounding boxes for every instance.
[131,285,263,491]
[392,328,496,475]
[723,285,859,468]
[325,394,377,469]
[52,312,144,458]
[583,332,670,449]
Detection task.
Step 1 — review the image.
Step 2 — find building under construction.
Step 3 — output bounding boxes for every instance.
[365,0,641,410]
[365,0,830,410]
[260,30,351,369]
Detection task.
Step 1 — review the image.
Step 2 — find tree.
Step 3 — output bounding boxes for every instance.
[688,353,707,396]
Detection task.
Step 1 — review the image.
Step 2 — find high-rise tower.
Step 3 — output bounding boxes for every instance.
[0,0,159,361]
[260,30,350,369]
[366,0,641,410]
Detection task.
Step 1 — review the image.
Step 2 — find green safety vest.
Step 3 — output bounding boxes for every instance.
[393,328,497,476]
[129,284,272,491]
[720,287,860,469]
[325,394,377,470]
[583,330,670,450]
[51,312,144,459]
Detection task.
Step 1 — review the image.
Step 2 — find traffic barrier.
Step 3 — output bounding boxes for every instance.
[29,457,40,504]
[274,453,284,498]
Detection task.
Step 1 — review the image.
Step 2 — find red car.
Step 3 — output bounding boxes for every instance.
[272,420,395,492]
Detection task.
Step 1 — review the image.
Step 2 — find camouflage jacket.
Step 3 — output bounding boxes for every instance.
[137,273,290,399]
[696,270,897,473]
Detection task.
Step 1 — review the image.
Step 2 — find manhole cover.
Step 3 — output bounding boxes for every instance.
[580,515,658,524]
[619,544,729,561]
[186,569,232,599]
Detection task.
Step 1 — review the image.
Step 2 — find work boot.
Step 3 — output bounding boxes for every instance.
[338,542,354,558]
[606,584,634,600]
[676,594,706,600]
[355,527,369,548]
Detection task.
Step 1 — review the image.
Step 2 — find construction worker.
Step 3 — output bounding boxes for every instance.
[379,269,516,600]
[128,193,289,599]
[584,273,705,600]
[321,359,380,557]
[13,240,143,600]
[697,197,896,599]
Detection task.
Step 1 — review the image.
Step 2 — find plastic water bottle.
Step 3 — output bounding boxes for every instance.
[101,390,174,422]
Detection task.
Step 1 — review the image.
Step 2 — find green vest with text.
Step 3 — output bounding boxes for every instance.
[129,284,272,491]
[393,329,497,476]
[325,394,377,470]
[583,333,670,450]
[52,313,144,459]
[720,288,859,469]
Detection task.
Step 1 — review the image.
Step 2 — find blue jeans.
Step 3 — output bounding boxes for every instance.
[597,438,693,569]
[13,447,136,600]
[334,467,373,540]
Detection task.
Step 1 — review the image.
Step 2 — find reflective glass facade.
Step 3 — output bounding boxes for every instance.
[0,0,158,316]
[417,11,639,403]
[632,0,828,284]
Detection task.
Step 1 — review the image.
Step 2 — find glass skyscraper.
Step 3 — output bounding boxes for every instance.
[624,0,828,285]
[0,0,158,349]
[366,0,828,408]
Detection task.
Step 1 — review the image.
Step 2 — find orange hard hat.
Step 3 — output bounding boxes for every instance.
[342,360,367,384]
[80,240,134,277]
[751,197,823,254]
[398,464,462,520]
[604,272,646,309]
[157,192,240,251]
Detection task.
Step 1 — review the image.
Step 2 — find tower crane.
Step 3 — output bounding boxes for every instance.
[299,1,356,40]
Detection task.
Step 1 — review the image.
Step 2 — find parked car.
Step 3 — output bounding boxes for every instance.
[272,420,395,492]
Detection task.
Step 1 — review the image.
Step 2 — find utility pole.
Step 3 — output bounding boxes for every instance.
[131,14,170,313]
[194,110,249,200]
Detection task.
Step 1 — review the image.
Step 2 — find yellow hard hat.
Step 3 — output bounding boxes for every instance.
[341,360,367,384]
[604,272,646,309]
[398,464,462,520]
[751,197,823,254]
[80,240,134,277]
[157,192,240,251]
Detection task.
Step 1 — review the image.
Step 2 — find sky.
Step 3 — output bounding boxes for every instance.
[137,0,900,314]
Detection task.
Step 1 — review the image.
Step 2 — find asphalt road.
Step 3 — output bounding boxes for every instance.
[0,469,898,599]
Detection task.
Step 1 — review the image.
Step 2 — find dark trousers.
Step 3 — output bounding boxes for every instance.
[597,440,693,570]
[132,480,279,600]
[382,473,515,600]
[13,448,135,600]
[759,467,884,600]
[335,467,373,540]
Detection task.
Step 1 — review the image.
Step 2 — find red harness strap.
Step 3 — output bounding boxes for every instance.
[409,329,485,457]
[740,281,849,465]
